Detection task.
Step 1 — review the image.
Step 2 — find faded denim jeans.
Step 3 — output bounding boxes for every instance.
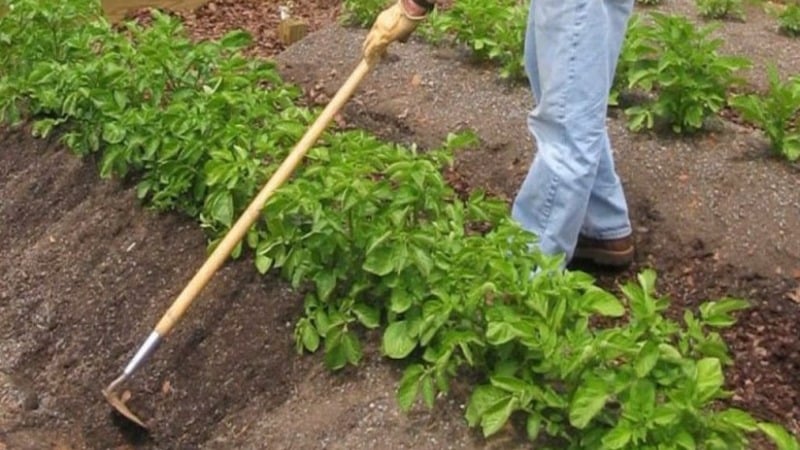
[512,0,635,264]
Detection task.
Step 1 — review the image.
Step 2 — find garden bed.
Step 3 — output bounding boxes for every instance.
[0,0,798,449]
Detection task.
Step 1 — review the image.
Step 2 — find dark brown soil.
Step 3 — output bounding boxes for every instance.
[1,1,798,449]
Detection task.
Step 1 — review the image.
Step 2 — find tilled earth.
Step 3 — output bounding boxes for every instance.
[1,1,799,449]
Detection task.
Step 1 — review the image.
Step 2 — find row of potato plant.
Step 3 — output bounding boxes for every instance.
[342,1,800,161]
[615,13,751,134]
[1,1,798,448]
[781,2,800,36]
[617,13,800,161]
[0,0,311,240]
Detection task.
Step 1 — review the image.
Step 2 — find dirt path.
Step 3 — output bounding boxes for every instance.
[1,1,799,448]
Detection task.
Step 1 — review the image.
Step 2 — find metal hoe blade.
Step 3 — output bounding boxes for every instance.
[103,331,162,429]
[103,374,147,429]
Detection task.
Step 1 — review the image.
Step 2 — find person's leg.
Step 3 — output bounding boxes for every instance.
[579,0,634,243]
[512,0,616,263]
[522,1,541,103]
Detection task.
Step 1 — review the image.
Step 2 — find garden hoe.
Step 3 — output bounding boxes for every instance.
[102,58,373,429]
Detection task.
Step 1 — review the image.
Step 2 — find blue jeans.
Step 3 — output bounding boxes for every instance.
[512,0,634,263]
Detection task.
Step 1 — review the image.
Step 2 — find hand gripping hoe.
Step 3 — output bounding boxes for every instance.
[102,58,372,428]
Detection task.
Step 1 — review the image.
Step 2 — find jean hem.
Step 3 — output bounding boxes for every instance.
[581,226,632,241]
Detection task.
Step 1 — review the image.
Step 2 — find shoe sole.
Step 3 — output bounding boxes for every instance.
[573,247,634,267]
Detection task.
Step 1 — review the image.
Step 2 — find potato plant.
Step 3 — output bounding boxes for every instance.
[1,1,307,234]
[425,0,528,79]
[339,0,389,27]
[2,1,799,448]
[611,14,655,107]
[731,66,800,161]
[779,2,800,36]
[343,0,529,80]
[623,13,750,133]
[696,0,745,20]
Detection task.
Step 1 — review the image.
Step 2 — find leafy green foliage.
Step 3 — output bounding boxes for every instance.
[759,422,800,450]
[259,127,798,447]
[340,0,391,27]
[0,1,305,234]
[611,14,654,107]
[623,13,751,133]
[730,66,800,161]
[426,0,528,79]
[460,272,764,449]
[343,0,528,80]
[696,0,745,20]
[779,2,800,37]
[3,1,798,448]
[0,0,107,125]
[636,0,663,5]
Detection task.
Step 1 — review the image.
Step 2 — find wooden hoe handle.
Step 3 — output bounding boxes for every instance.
[153,59,372,336]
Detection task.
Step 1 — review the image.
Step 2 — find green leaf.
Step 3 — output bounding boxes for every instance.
[342,331,362,365]
[621,282,649,322]
[313,271,336,301]
[209,191,234,227]
[541,385,569,409]
[634,341,660,377]
[352,302,380,329]
[490,375,530,395]
[421,375,435,409]
[231,241,243,259]
[255,254,273,274]
[113,90,128,109]
[443,130,479,150]
[716,408,758,432]
[390,288,414,313]
[466,385,505,427]
[220,29,252,49]
[526,414,541,441]
[601,420,633,449]
[102,122,126,144]
[695,357,724,403]
[397,364,424,411]
[658,343,684,363]
[486,321,521,345]
[583,288,625,317]
[626,379,656,419]
[246,229,259,249]
[411,245,434,277]
[480,396,515,437]
[301,320,320,352]
[783,135,800,162]
[324,328,347,370]
[32,118,59,138]
[699,297,749,328]
[315,309,331,336]
[637,269,656,293]
[653,404,679,426]
[382,320,417,359]
[366,230,392,254]
[675,430,697,450]
[363,243,394,276]
[569,377,609,429]
[758,422,800,450]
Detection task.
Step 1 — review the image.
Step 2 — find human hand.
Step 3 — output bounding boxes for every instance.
[362,0,427,66]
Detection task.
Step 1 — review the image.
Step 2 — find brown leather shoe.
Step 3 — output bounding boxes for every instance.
[573,234,634,267]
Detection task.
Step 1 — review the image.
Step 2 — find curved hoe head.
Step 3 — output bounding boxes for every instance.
[102,385,148,429]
